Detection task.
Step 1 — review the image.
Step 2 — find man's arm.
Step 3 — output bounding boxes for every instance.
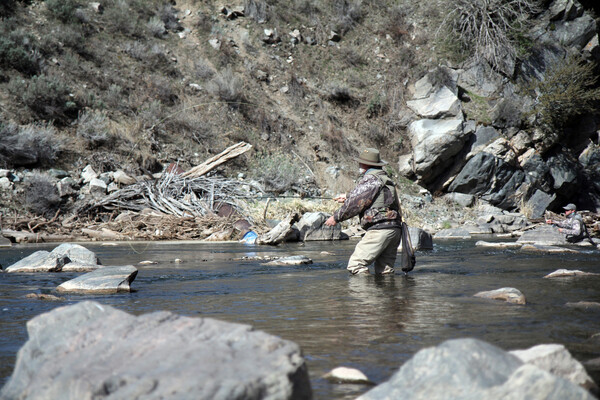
[324,175,381,226]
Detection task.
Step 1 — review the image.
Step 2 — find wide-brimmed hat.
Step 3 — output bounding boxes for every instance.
[355,147,387,167]
[563,203,577,211]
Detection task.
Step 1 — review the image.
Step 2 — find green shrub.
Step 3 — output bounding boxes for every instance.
[0,26,42,75]
[11,75,80,124]
[45,0,82,23]
[529,55,600,131]
[249,152,304,193]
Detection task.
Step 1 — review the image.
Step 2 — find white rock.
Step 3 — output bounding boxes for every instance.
[209,38,221,49]
[113,170,136,185]
[510,344,596,390]
[89,178,107,196]
[544,269,599,278]
[324,367,372,384]
[81,165,98,183]
[0,177,12,190]
[407,86,461,119]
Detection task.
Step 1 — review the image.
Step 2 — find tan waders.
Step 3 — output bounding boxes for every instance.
[347,228,402,275]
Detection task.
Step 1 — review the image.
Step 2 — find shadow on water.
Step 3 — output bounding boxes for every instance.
[1,239,600,399]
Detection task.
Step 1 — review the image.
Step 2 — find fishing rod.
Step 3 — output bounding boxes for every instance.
[233,194,335,200]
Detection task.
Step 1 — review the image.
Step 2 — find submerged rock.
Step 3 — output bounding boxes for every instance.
[521,244,578,253]
[565,301,600,310]
[544,269,599,278]
[0,301,312,400]
[474,287,526,305]
[475,241,522,249]
[324,367,373,384]
[57,265,138,293]
[357,338,594,400]
[266,255,313,266]
[510,344,597,391]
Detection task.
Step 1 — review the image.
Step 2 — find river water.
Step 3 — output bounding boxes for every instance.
[1,238,599,399]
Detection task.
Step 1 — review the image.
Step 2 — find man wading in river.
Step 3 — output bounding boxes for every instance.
[325,148,403,275]
[546,203,592,244]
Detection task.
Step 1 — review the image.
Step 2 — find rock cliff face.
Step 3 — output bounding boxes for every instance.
[398,0,600,215]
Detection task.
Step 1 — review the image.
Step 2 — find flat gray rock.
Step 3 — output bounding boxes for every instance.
[5,251,69,273]
[0,301,312,400]
[357,338,595,400]
[50,243,100,265]
[56,265,138,293]
[475,241,522,249]
[517,226,568,246]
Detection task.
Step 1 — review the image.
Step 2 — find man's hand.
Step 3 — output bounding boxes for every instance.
[325,216,337,226]
[558,228,563,233]
[333,194,347,204]
[546,219,553,224]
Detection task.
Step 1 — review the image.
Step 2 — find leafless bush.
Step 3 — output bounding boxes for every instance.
[104,0,137,35]
[124,41,147,60]
[147,16,166,38]
[440,0,539,74]
[0,122,62,168]
[327,86,354,104]
[194,58,215,80]
[249,152,303,193]
[244,0,268,23]
[77,110,112,148]
[159,4,182,32]
[45,0,82,23]
[208,67,245,108]
[332,0,364,36]
[25,173,61,218]
[103,84,125,110]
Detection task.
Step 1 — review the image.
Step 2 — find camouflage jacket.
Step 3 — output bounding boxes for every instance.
[333,169,402,231]
[555,213,585,240]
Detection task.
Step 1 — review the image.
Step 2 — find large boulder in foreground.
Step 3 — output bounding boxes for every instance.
[1,301,312,400]
[56,265,138,293]
[358,338,594,400]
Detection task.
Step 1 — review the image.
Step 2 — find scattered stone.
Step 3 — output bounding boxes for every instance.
[208,38,221,49]
[81,165,98,183]
[433,228,471,239]
[24,293,64,301]
[474,287,526,305]
[89,178,107,197]
[113,170,136,185]
[56,265,138,293]
[510,344,596,391]
[57,177,77,197]
[544,269,599,278]
[475,241,522,249]
[320,251,335,255]
[0,301,312,400]
[266,255,313,266]
[139,260,158,265]
[357,338,594,400]
[328,30,341,42]
[565,301,600,310]
[174,259,183,263]
[520,244,578,253]
[0,177,12,190]
[324,367,373,384]
[295,212,347,241]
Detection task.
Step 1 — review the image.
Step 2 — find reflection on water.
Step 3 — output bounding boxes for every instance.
[1,239,600,399]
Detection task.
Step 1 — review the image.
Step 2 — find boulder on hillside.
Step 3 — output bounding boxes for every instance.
[0,301,312,400]
[357,338,594,400]
[409,119,471,185]
[510,344,597,391]
[295,212,348,241]
[407,86,461,119]
[544,14,597,49]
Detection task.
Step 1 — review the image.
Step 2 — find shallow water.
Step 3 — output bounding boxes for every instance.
[1,238,600,399]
